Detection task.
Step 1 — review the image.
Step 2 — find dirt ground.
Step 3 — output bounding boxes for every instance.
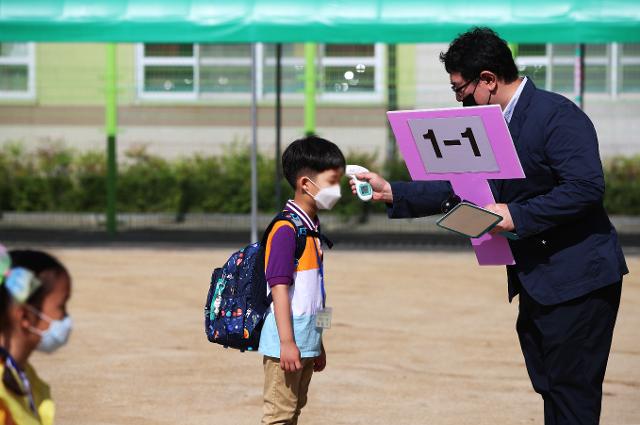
[26,247,639,425]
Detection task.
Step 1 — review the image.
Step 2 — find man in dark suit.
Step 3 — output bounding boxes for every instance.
[353,27,629,424]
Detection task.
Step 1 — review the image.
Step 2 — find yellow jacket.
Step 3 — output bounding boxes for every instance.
[0,363,54,425]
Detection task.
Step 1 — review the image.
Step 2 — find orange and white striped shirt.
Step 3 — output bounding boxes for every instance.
[258,200,324,358]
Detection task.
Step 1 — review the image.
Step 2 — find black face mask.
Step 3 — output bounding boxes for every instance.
[462,80,491,107]
[462,93,477,107]
[462,79,479,107]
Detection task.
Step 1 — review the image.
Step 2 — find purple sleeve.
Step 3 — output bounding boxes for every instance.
[266,224,296,287]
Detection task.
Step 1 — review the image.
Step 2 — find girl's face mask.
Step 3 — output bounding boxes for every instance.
[26,305,73,354]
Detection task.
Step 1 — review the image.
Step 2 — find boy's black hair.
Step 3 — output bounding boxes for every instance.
[282,135,346,189]
[440,27,519,84]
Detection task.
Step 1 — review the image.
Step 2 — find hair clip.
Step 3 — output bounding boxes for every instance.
[4,267,42,303]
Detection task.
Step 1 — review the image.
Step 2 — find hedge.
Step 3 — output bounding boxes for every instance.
[0,142,637,216]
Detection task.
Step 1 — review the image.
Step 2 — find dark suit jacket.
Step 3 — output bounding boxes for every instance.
[387,79,628,305]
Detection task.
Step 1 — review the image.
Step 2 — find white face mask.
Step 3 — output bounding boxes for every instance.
[27,306,73,354]
[305,178,342,210]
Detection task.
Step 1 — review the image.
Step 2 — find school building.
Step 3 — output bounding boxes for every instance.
[1,42,639,160]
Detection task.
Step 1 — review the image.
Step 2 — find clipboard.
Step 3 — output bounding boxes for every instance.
[436,202,503,239]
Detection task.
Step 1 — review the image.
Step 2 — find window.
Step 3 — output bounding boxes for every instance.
[620,43,640,93]
[200,44,252,94]
[137,43,384,101]
[0,43,35,99]
[321,44,383,100]
[550,44,575,93]
[263,44,305,95]
[516,43,549,90]
[138,44,196,99]
[516,43,611,94]
[584,44,609,93]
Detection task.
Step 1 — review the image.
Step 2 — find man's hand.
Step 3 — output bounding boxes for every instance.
[484,203,515,234]
[280,341,302,372]
[314,345,326,372]
[349,172,393,203]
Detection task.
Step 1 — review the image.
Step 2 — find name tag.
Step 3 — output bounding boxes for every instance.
[315,307,333,329]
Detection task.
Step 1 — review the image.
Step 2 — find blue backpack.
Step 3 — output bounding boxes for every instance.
[204,210,331,352]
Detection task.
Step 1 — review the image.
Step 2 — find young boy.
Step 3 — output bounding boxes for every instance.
[259,135,345,425]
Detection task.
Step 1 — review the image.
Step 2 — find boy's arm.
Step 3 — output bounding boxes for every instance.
[265,222,301,372]
[271,285,302,372]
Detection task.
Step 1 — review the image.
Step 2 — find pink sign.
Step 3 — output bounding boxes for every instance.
[387,105,525,265]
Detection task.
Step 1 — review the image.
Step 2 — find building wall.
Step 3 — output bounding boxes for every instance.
[396,44,417,108]
[35,43,137,106]
[1,43,394,160]
[1,42,639,162]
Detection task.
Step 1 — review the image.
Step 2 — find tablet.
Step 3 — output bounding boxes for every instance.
[436,202,503,238]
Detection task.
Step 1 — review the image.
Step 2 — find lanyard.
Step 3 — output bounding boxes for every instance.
[0,347,38,416]
[311,236,326,309]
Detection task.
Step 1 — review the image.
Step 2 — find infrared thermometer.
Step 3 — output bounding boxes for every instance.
[346,164,374,202]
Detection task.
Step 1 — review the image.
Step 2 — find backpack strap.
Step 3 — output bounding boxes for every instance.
[275,211,334,253]
[257,211,304,307]
[259,211,306,261]
[307,229,334,249]
[259,210,333,306]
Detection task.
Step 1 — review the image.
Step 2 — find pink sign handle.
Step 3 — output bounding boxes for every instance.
[449,175,515,265]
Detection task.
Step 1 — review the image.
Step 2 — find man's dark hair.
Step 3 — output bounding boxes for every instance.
[440,27,519,83]
[282,135,346,189]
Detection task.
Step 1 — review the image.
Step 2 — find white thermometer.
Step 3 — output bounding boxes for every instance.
[346,164,374,202]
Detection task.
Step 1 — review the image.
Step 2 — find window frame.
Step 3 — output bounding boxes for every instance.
[0,42,36,100]
[619,43,640,95]
[199,43,260,101]
[136,43,199,101]
[319,43,385,103]
[515,42,640,98]
[136,43,384,103]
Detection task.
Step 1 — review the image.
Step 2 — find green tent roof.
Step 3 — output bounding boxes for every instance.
[1,0,639,43]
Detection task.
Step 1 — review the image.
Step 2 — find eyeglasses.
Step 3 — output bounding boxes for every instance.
[451,78,479,98]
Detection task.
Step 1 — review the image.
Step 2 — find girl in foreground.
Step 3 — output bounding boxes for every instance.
[0,246,72,425]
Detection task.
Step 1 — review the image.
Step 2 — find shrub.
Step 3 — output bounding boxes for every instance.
[1,142,638,216]
[604,156,640,215]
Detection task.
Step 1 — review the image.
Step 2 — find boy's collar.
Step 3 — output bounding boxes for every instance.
[285,200,318,231]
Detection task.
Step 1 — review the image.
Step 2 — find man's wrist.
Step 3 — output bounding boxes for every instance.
[383,182,393,203]
[507,202,528,237]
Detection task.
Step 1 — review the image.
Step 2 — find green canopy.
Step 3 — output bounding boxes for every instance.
[1,0,639,43]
